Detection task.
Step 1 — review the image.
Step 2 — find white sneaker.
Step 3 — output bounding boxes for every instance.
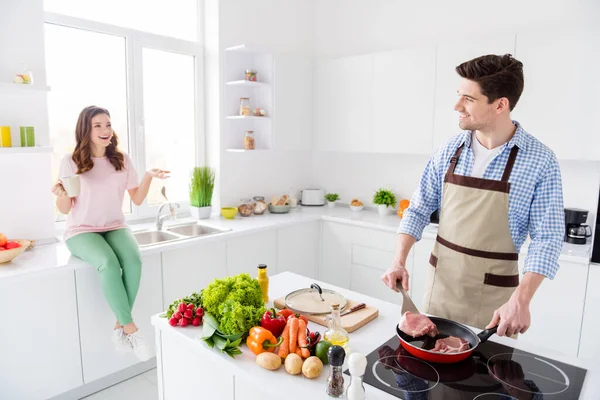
[126,330,152,362]
[111,328,131,353]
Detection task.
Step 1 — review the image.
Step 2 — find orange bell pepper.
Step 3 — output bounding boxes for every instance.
[246,326,284,356]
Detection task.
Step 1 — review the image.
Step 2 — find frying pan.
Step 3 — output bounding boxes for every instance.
[396,316,498,364]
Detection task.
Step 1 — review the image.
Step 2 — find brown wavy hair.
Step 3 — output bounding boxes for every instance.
[72,106,124,174]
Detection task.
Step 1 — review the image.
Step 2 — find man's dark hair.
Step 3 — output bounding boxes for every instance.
[456,54,524,111]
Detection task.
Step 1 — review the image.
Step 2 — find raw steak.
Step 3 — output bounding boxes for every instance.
[432,336,470,353]
[399,311,439,338]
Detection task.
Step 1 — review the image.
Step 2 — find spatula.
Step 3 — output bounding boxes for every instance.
[397,280,419,315]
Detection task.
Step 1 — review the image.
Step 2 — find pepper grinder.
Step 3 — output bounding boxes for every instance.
[326,345,346,398]
[346,352,367,400]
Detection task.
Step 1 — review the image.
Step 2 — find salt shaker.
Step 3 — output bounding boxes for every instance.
[326,345,346,398]
[347,352,367,400]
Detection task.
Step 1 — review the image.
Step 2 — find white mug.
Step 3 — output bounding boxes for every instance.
[61,175,81,197]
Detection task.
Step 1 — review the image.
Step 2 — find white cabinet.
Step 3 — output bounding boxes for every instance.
[372,47,436,155]
[320,221,355,288]
[277,221,320,278]
[314,54,373,152]
[578,263,600,359]
[0,271,83,400]
[162,240,227,308]
[227,230,277,276]
[411,236,436,312]
[76,254,163,383]
[433,34,516,151]
[518,259,588,357]
[273,54,313,151]
[513,28,600,161]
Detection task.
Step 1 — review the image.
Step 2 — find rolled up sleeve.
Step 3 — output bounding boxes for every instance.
[524,153,564,279]
[398,155,441,241]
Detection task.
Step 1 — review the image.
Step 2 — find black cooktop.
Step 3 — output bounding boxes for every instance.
[346,335,587,400]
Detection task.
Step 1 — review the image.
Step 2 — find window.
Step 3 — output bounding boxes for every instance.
[44,5,203,221]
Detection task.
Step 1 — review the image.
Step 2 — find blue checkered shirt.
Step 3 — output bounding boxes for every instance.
[398,121,564,279]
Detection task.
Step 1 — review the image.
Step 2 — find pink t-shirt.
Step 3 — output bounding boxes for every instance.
[59,153,139,241]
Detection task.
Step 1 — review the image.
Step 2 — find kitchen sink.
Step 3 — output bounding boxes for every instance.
[133,230,181,246]
[166,223,227,237]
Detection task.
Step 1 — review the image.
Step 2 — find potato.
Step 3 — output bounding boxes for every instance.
[302,356,323,379]
[284,353,303,375]
[256,352,282,371]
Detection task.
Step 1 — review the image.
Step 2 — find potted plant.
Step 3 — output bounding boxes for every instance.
[189,166,216,219]
[373,188,397,216]
[325,193,340,209]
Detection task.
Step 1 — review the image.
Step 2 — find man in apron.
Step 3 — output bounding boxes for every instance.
[382,54,564,337]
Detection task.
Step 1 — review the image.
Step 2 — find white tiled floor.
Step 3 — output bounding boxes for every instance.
[82,369,159,400]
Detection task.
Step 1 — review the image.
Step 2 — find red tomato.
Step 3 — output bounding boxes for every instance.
[5,242,21,250]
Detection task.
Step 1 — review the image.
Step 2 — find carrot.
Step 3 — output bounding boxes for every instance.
[278,318,291,359]
[296,348,303,358]
[297,319,310,359]
[289,317,299,354]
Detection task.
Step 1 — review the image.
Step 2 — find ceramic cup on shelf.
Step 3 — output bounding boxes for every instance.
[61,175,81,198]
[19,126,35,147]
[0,126,11,147]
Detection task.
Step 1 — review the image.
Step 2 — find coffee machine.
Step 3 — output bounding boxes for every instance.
[565,208,593,245]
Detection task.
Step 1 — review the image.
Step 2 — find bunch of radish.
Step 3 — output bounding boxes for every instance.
[169,302,203,327]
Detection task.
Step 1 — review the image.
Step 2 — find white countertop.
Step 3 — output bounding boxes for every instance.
[151,272,600,399]
[0,205,592,281]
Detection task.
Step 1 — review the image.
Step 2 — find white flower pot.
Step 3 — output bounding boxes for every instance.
[327,201,336,209]
[190,205,212,219]
[377,204,389,216]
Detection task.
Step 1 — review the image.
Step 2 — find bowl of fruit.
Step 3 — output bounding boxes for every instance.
[0,234,30,264]
[350,198,364,211]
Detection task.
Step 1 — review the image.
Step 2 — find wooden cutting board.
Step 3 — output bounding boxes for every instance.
[273,296,379,333]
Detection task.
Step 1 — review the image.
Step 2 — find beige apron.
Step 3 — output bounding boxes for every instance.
[423,144,520,330]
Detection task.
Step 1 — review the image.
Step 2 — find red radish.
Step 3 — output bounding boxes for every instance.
[169,317,178,326]
[184,310,193,319]
[187,303,194,310]
[179,318,189,327]
[177,303,187,313]
[173,311,182,320]
[196,308,203,317]
[192,317,201,326]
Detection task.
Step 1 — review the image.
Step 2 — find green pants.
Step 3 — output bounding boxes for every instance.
[66,229,142,326]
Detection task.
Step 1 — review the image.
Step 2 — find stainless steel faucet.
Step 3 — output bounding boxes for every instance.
[156,201,180,230]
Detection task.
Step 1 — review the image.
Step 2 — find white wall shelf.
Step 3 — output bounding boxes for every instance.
[0,82,51,93]
[225,148,269,153]
[0,146,53,154]
[226,115,271,120]
[225,80,270,88]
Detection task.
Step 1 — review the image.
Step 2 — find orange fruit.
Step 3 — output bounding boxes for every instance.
[0,233,6,247]
[399,199,410,211]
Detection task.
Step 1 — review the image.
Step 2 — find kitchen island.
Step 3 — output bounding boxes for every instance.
[151,272,599,399]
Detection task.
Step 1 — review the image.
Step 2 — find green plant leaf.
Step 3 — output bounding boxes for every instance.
[189,166,215,207]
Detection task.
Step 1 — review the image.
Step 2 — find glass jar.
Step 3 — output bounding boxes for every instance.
[253,196,267,215]
[239,97,251,116]
[244,130,255,150]
[324,303,349,349]
[238,197,254,217]
[245,69,257,81]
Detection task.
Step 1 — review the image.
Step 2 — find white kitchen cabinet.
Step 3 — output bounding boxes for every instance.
[320,221,356,289]
[518,259,588,357]
[410,236,436,312]
[277,221,320,279]
[513,28,600,161]
[76,254,163,383]
[227,230,277,276]
[372,46,436,155]
[577,263,600,359]
[162,240,227,308]
[433,34,516,151]
[273,54,313,151]
[314,54,373,153]
[0,271,83,400]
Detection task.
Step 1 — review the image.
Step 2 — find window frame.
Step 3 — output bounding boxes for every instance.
[44,11,205,222]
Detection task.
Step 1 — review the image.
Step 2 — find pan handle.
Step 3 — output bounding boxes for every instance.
[477,326,498,343]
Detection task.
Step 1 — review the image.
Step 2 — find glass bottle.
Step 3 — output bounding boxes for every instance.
[326,345,346,398]
[346,353,367,400]
[257,264,269,303]
[239,97,251,116]
[244,130,255,150]
[324,303,349,348]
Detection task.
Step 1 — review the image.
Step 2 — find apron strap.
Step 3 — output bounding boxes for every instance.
[501,146,519,182]
[447,145,464,176]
